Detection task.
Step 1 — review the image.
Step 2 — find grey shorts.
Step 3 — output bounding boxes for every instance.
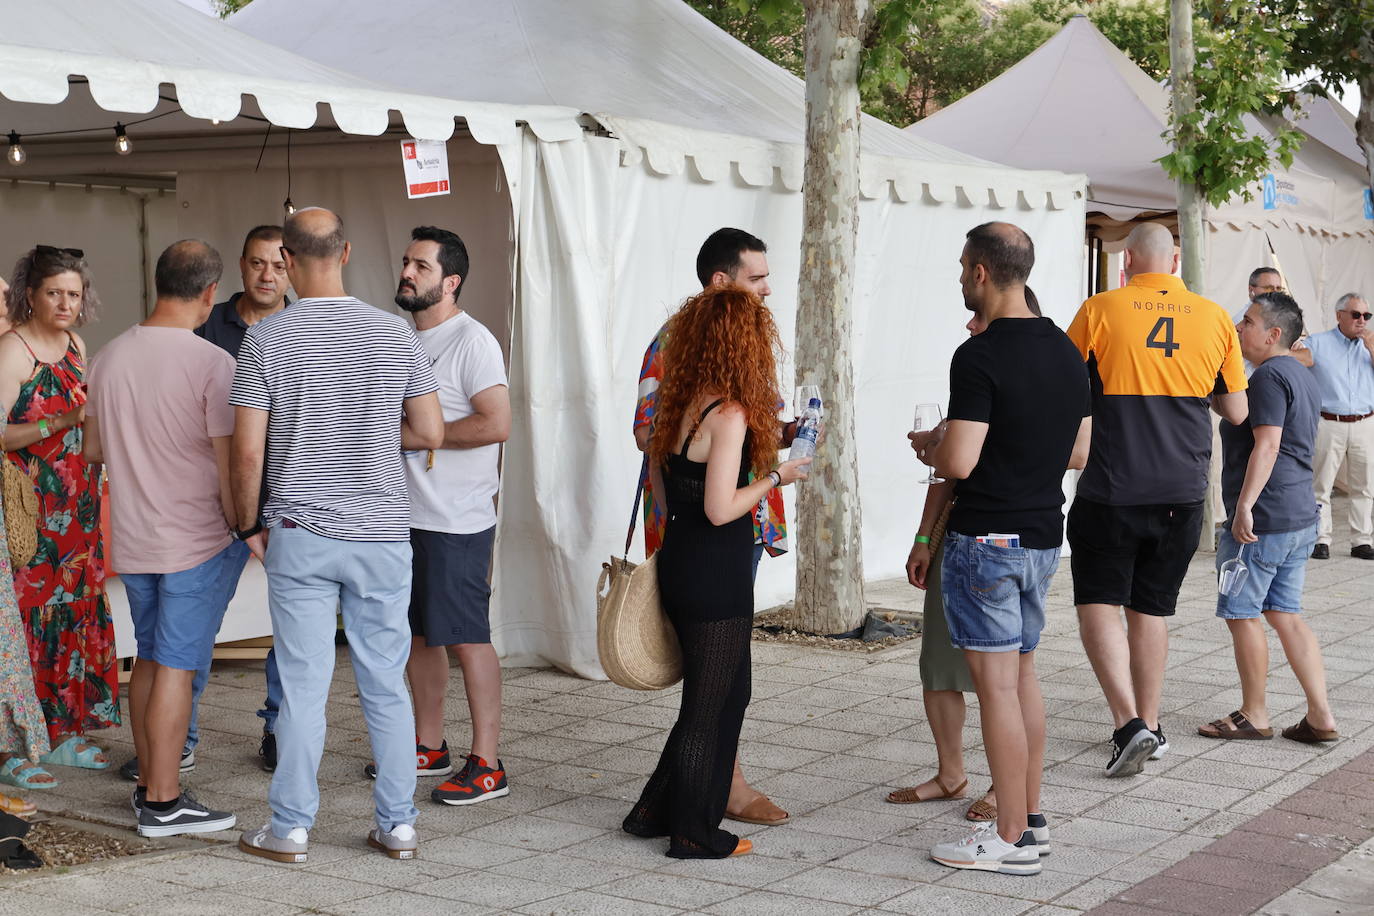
[409,526,495,647]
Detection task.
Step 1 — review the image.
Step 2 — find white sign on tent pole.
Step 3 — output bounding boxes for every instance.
[400,139,450,199]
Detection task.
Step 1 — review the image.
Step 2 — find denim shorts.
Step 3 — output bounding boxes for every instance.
[124,540,250,670]
[1215,522,1317,620]
[940,530,1061,653]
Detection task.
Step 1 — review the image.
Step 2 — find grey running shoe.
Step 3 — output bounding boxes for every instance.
[136,792,235,837]
[119,748,196,782]
[1106,718,1158,778]
[931,822,1042,876]
[239,824,309,863]
[367,823,418,860]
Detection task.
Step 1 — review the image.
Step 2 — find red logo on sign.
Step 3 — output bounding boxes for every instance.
[439,180,449,192]
[403,142,417,159]
[409,182,441,195]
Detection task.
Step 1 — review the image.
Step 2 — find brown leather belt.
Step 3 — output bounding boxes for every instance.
[1320,411,1374,423]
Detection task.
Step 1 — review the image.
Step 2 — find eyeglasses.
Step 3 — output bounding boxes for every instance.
[1345,310,1374,321]
[35,244,84,259]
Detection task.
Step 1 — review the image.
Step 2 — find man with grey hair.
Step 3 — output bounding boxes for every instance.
[1202,291,1337,744]
[84,240,245,837]
[1066,222,1248,777]
[1291,292,1374,559]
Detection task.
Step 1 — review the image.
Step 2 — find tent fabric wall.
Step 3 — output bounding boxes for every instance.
[498,128,1086,676]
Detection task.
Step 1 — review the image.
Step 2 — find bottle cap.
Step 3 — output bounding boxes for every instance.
[808,398,822,408]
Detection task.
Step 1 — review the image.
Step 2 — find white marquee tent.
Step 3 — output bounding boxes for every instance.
[907,15,1374,330]
[1,0,1087,677]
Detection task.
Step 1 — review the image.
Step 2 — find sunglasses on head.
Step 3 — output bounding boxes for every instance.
[35,244,84,259]
[1346,310,1374,321]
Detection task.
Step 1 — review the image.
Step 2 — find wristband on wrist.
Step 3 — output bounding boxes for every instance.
[36,418,50,438]
[913,534,931,545]
[768,469,783,487]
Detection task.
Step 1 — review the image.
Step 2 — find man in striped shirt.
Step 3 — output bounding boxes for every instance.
[230,207,444,864]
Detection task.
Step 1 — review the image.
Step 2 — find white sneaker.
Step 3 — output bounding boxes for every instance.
[1149,727,1169,760]
[238,824,309,863]
[367,823,418,860]
[931,822,1043,875]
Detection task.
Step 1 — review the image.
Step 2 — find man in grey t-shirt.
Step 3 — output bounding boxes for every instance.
[1201,292,1338,744]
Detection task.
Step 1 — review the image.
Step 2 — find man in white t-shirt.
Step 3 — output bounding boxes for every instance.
[382,226,512,806]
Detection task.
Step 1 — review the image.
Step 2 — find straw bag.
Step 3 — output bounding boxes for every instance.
[1,457,37,568]
[928,501,952,557]
[596,458,683,690]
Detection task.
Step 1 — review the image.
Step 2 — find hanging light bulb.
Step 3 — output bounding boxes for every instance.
[283,197,296,215]
[6,131,24,166]
[113,123,133,156]
[210,118,221,126]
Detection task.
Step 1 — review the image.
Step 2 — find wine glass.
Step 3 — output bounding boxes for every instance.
[1219,543,1250,597]
[913,402,944,485]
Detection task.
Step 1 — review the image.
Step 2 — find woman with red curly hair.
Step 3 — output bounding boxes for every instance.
[622,286,810,859]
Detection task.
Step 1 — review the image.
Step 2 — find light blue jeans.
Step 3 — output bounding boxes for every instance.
[264,524,418,837]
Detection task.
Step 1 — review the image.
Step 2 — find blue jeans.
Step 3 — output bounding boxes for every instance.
[1216,523,1317,619]
[940,531,1060,653]
[256,649,281,734]
[264,524,418,836]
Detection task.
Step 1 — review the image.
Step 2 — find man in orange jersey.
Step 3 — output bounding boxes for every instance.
[1066,223,1249,778]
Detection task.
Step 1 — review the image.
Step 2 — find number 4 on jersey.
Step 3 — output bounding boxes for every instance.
[1146,316,1180,358]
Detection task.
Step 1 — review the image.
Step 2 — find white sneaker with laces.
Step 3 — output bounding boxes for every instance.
[368,822,418,860]
[930,821,1042,875]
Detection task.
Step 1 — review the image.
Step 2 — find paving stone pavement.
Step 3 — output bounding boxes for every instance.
[5,536,1374,914]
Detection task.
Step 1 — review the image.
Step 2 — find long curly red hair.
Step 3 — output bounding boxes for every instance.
[649,286,783,476]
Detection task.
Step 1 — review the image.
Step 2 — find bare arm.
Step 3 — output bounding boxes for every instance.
[0,338,81,451]
[923,419,989,481]
[1289,346,1313,368]
[700,404,809,526]
[81,413,103,464]
[634,425,651,452]
[212,435,235,528]
[1068,416,1093,470]
[231,406,268,531]
[401,391,444,450]
[1231,425,1281,543]
[441,385,510,450]
[905,479,955,590]
[1212,390,1249,425]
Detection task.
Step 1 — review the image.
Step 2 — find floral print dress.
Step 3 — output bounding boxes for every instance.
[0,419,49,762]
[6,332,118,743]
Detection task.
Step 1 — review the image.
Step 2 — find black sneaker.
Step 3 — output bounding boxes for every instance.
[118,748,196,782]
[131,786,146,816]
[1149,726,1169,760]
[136,791,236,837]
[431,754,509,806]
[259,730,277,772]
[1106,718,1158,778]
[1311,543,1330,560]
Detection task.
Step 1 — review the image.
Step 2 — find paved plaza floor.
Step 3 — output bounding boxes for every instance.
[4,537,1374,915]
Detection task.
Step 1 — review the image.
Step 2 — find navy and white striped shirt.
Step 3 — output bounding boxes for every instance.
[230,296,440,542]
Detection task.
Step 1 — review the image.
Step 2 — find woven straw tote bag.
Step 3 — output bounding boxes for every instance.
[2,457,38,568]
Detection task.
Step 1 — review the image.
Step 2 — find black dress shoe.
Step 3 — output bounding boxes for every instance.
[1352,544,1374,560]
[1311,543,1330,560]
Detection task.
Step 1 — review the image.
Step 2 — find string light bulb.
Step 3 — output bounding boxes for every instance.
[6,131,24,166]
[283,197,296,215]
[113,123,133,156]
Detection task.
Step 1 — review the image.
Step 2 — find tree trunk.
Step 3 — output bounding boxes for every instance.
[1358,34,1374,196]
[788,0,871,635]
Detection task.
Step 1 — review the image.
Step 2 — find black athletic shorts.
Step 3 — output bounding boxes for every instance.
[409,526,495,647]
[1067,498,1204,617]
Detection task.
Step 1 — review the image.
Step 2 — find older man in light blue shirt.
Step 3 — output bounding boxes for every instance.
[1293,293,1374,559]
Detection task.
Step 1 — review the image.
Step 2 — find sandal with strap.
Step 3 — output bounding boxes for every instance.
[886,775,969,804]
[725,796,789,826]
[1282,717,1338,744]
[39,736,109,770]
[0,793,37,819]
[965,790,997,822]
[0,758,58,790]
[1198,710,1273,740]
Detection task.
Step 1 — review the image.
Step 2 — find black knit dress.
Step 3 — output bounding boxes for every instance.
[623,400,754,858]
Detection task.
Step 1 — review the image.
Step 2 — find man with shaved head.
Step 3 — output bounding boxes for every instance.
[915,222,1091,875]
[230,207,444,864]
[1066,222,1248,777]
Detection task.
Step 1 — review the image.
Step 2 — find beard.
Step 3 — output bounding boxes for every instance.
[395,281,444,313]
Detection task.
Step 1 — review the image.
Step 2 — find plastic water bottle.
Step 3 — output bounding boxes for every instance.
[789,397,823,462]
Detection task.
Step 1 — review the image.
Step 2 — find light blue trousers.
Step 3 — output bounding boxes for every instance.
[264,524,418,836]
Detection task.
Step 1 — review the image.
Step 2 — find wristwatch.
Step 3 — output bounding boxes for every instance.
[233,521,263,541]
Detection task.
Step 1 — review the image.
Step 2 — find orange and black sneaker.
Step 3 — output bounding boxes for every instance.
[364,739,452,779]
[431,754,509,806]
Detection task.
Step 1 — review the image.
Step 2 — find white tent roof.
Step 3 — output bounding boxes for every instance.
[1294,92,1364,168]
[229,0,1084,205]
[0,0,582,145]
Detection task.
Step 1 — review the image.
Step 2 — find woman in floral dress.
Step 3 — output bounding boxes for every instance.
[0,273,51,814]
[0,246,117,776]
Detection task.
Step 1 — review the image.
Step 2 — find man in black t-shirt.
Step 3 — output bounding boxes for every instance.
[915,222,1091,877]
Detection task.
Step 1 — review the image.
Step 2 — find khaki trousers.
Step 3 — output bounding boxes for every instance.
[1314,417,1374,547]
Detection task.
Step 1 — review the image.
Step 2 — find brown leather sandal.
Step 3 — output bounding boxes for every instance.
[965,790,997,822]
[885,775,969,804]
[725,796,789,826]
[1281,717,1338,744]
[1198,709,1273,740]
